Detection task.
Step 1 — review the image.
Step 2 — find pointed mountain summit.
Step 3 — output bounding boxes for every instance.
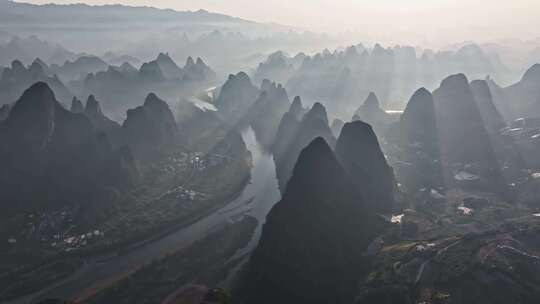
[123,93,178,159]
[353,92,391,136]
[239,137,377,304]
[195,57,206,66]
[139,61,165,82]
[182,56,216,82]
[71,96,84,113]
[0,82,138,212]
[84,95,120,136]
[247,80,290,149]
[0,60,72,105]
[470,79,525,181]
[274,102,336,193]
[272,96,306,158]
[185,56,195,67]
[360,92,380,111]
[486,76,514,121]
[3,82,92,161]
[289,96,306,119]
[391,88,442,191]
[5,82,58,151]
[155,52,183,80]
[336,121,396,213]
[470,80,506,134]
[304,101,330,125]
[399,88,438,146]
[118,62,137,74]
[214,72,259,122]
[520,63,540,84]
[503,64,540,118]
[433,74,503,191]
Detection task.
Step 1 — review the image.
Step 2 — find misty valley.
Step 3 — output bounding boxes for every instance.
[2,1,540,304]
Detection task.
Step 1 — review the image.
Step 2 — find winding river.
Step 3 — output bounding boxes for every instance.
[12,127,281,304]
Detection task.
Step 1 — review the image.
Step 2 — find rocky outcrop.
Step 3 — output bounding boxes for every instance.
[252,51,295,85]
[0,60,72,104]
[83,95,122,143]
[214,72,259,122]
[274,102,336,193]
[70,96,84,113]
[272,97,305,159]
[353,92,391,136]
[289,95,306,118]
[239,137,382,304]
[470,80,506,134]
[391,88,442,191]
[0,82,137,213]
[504,64,540,118]
[154,52,183,80]
[335,121,396,213]
[138,61,165,82]
[52,55,108,81]
[247,81,290,149]
[486,76,514,121]
[182,57,216,82]
[433,74,504,191]
[122,93,179,160]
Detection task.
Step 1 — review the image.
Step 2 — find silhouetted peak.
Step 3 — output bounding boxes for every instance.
[521,63,540,83]
[230,71,251,84]
[288,96,304,118]
[404,88,433,113]
[139,61,165,80]
[16,82,55,104]
[290,137,336,180]
[335,120,395,213]
[291,96,302,107]
[337,120,379,149]
[156,52,173,62]
[28,61,44,74]
[11,59,25,71]
[144,92,165,107]
[119,62,136,72]
[267,50,287,62]
[410,87,432,100]
[7,82,57,128]
[32,57,48,69]
[85,95,102,116]
[303,102,329,125]
[185,56,195,67]
[364,92,380,108]
[345,45,358,57]
[71,96,84,113]
[470,80,491,99]
[470,79,506,133]
[260,78,274,92]
[195,57,205,66]
[439,73,469,91]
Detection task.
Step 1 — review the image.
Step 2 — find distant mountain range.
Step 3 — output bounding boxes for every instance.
[0,0,253,26]
[0,0,293,50]
[0,1,336,77]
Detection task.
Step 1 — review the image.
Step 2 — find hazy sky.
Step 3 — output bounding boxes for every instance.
[22,0,540,44]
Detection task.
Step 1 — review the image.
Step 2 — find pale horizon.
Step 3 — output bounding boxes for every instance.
[18,0,540,47]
